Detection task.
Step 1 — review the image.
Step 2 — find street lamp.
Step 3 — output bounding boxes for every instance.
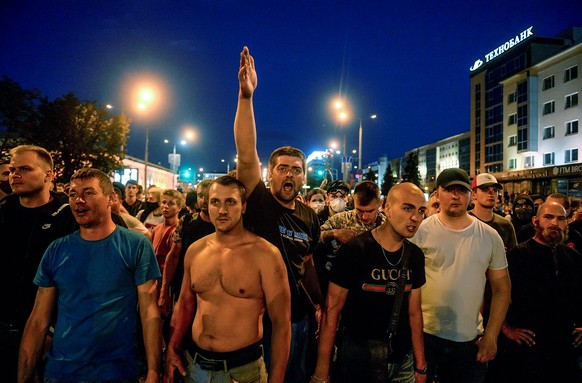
[358,114,377,172]
[136,87,156,187]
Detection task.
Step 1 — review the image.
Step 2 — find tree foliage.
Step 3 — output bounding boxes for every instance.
[380,163,397,196]
[364,168,376,182]
[0,77,130,182]
[402,150,423,188]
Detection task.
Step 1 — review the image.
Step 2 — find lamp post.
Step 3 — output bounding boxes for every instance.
[137,88,155,187]
[358,114,377,171]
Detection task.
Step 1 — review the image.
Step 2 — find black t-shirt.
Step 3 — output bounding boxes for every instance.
[0,193,77,327]
[330,231,425,359]
[506,239,582,347]
[243,181,320,321]
[122,199,143,217]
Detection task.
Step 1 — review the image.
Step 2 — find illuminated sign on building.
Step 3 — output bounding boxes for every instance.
[470,26,534,71]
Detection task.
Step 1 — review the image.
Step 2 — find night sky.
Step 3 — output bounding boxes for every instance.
[1,0,581,173]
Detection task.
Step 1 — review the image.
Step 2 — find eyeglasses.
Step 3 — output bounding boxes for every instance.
[274,165,303,176]
[330,189,347,198]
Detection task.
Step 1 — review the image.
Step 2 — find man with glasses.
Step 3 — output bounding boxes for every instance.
[318,180,351,224]
[410,168,511,383]
[234,46,322,383]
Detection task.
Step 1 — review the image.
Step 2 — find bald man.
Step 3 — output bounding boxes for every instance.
[312,183,427,383]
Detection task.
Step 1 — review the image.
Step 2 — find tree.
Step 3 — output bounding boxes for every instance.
[364,168,376,182]
[381,163,397,196]
[402,150,422,188]
[0,76,43,154]
[0,78,130,182]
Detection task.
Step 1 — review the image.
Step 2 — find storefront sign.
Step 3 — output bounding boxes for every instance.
[470,26,534,71]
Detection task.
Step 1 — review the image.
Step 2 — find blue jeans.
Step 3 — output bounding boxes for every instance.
[263,317,310,383]
[185,356,267,383]
[335,335,414,383]
[424,333,487,383]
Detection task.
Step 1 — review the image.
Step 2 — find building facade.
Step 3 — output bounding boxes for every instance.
[470,26,582,197]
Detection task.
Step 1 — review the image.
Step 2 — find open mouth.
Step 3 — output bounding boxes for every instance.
[283,182,294,192]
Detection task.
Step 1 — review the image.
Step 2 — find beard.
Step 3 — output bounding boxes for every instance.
[541,225,567,246]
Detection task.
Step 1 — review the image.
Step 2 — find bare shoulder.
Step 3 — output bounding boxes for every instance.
[184,234,214,263]
[243,230,283,262]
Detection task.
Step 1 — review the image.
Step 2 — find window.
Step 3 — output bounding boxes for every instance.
[565,93,578,109]
[544,152,555,166]
[508,113,517,125]
[564,65,578,82]
[524,156,535,168]
[565,149,579,163]
[508,92,516,104]
[508,158,517,169]
[543,126,555,140]
[543,101,555,115]
[566,120,579,135]
[517,81,528,103]
[508,135,517,147]
[542,75,555,90]
[517,105,528,126]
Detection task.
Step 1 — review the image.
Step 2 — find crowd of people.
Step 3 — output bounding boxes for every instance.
[1,45,581,383]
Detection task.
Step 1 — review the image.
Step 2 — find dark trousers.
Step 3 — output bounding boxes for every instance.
[424,333,487,383]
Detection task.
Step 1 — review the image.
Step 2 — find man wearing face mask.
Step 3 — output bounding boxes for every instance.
[510,194,535,236]
[315,181,385,296]
[0,157,12,200]
[317,180,351,224]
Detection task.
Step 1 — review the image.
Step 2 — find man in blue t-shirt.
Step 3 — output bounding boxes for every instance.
[18,168,162,383]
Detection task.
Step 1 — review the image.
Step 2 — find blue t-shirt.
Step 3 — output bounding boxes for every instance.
[34,226,160,381]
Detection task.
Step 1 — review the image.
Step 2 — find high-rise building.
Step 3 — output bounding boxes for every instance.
[470,26,582,197]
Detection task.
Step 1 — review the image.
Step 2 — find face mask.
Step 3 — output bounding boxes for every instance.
[0,180,11,194]
[330,198,346,213]
[145,201,159,210]
[310,201,324,214]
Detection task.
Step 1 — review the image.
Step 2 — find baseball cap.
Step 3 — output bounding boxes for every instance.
[328,180,350,194]
[436,168,471,191]
[513,193,534,207]
[471,173,503,190]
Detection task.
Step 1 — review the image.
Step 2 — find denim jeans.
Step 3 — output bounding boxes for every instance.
[424,333,487,383]
[185,356,267,383]
[264,317,310,383]
[335,335,415,383]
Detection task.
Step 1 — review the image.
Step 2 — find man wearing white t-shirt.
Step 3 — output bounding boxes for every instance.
[410,168,511,383]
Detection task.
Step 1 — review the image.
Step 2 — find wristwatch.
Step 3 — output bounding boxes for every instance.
[414,366,428,375]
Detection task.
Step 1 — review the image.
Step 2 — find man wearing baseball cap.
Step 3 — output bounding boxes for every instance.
[317,180,351,224]
[470,174,517,252]
[410,168,511,382]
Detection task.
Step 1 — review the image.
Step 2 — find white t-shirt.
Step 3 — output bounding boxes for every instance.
[410,214,507,341]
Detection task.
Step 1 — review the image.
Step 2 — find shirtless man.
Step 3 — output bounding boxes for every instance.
[165,176,291,383]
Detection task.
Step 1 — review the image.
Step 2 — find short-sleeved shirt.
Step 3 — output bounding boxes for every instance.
[331,231,425,361]
[34,226,160,381]
[243,181,320,321]
[410,214,507,341]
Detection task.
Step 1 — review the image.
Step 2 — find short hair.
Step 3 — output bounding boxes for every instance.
[185,190,197,209]
[546,193,570,211]
[197,179,214,197]
[162,189,184,208]
[70,168,113,196]
[146,187,162,202]
[0,157,10,166]
[268,146,306,173]
[306,187,326,202]
[211,175,247,204]
[125,179,138,187]
[353,181,380,206]
[10,145,54,171]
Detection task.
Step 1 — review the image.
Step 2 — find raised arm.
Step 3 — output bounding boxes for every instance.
[234,46,261,196]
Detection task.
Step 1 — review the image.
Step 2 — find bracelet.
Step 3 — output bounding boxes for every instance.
[414,366,428,375]
[311,375,329,383]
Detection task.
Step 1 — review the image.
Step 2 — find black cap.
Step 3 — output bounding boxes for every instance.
[327,180,350,194]
[436,168,471,191]
[513,193,534,208]
[112,181,126,200]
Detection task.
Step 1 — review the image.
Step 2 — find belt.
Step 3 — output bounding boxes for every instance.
[188,342,263,371]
